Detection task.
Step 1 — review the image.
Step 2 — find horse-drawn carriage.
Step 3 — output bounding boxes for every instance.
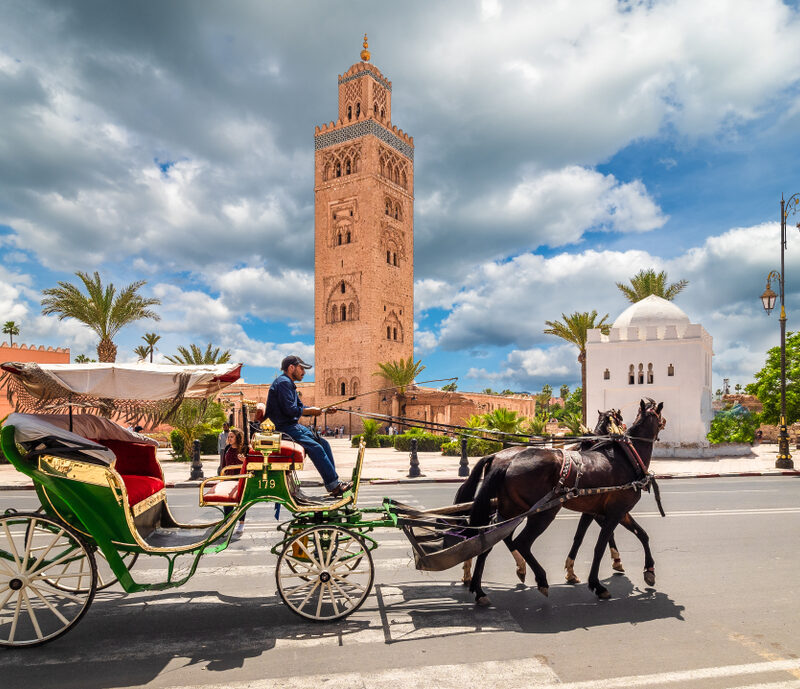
[0,361,666,647]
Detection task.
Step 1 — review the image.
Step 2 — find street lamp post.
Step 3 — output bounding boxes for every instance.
[760,193,800,469]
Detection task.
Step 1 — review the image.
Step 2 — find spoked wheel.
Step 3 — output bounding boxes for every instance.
[0,513,97,647]
[47,549,138,593]
[276,525,374,621]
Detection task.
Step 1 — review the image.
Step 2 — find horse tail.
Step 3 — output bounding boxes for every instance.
[469,462,509,527]
[454,454,496,505]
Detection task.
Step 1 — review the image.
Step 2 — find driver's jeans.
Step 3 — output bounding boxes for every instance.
[280,423,340,491]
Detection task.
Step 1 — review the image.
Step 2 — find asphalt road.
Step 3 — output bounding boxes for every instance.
[1,478,799,689]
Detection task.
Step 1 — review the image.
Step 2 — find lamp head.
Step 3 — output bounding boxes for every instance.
[761,278,777,314]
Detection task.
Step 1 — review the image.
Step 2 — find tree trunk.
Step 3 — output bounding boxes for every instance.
[578,350,587,427]
[97,338,117,362]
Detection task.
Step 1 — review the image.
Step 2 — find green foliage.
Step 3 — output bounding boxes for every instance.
[41,271,160,362]
[167,400,226,459]
[2,321,19,346]
[373,357,425,391]
[165,343,231,365]
[745,331,800,425]
[482,407,524,434]
[707,408,760,444]
[141,332,161,363]
[350,434,395,448]
[559,384,570,400]
[360,419,383,448]
[564,388,583,417]
[522,415,547,436]
[73,354,96,363]
[441,381,458,392]
[560,412,584,435]
[133,345,150,361]
[482,388,496,395]
[393,432,449,452]
[442,437,503,456]
[616,269,688,303]
[170,429,184,457]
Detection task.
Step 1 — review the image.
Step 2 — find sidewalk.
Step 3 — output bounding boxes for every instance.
[0,438,797,490]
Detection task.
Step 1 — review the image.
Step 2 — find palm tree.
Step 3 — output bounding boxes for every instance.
[374,357,425,426]
[142,332,161,363]
[165,343,232,365]
[74,354,95,363]
[41,272,160,362]
[133,345,151,362]
[482,408,523,434]
[544,311,610,426]
[2,321,19,346]
[616,269,688,303]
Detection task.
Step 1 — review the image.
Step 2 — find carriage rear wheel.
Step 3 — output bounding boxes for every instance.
[47,548,138,593]
[276,525,373,622]
[0,513,97,647]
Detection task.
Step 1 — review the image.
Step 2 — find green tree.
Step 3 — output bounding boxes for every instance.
[133,345,151,361]
[559,384,570,401]
[745,331,800,424]
[560,411,584,436]
[616,269,688,303]
[2,321,20,346]
[544,312,609,425]
[522,415,547,436]
[41,271,160,362]
[165,343,232,365]
[374,357,426,427]
[74,354,96,363]
[536,384,553,416]
[564,387,583,418]
[441,381,458,392]
[167,400,226,460]
[482,407,524,434]
[141,332,161,363]
[482,388,496,395]
[707,408,760,444]
[360,418,383,448]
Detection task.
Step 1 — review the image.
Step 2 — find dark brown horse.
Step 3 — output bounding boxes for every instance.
[465,399,665,605]
[459,408,626,586]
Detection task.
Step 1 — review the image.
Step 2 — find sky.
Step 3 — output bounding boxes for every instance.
[2,0,800,395]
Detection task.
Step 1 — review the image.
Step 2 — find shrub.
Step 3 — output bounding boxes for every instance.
[707,408,760,444]
[200,431,221,454]
[351,434,394,448]
[393,433,449,452]
[442,437,503,457]
[170,429,185,457]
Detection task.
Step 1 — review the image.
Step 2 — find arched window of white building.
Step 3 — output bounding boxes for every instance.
[604,368,610,380]
[628,364,635,385]
[647,363,654,384]
[638,363,644,385]
[668,363,675,377]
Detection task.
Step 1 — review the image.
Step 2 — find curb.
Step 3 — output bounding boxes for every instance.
[0,470,797,492]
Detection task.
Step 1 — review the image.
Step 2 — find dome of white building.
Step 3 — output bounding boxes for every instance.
[612,295,690,333]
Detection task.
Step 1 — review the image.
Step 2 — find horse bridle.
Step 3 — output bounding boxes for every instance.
[626,404,666,443]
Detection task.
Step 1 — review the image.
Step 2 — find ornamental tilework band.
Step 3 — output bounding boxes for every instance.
[315,120,413,160]
[338,70,392,91]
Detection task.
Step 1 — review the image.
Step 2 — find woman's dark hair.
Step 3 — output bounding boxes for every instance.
[228,427,244,449]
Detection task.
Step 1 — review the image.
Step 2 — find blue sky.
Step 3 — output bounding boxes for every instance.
[2,0,800,395]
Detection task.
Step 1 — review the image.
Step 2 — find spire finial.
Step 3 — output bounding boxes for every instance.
[360,33,370,62]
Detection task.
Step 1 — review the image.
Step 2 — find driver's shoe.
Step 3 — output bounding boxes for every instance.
[329,481,353,498]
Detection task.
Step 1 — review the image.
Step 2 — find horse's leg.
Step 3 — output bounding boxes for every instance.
[469,547,494,606]
[606,521,624,572]
[512,508,560,597]
[587,517,626,599]
[565,513,594,584]
[618,513,655,585]
[462,558,472,586]
[462,537,524,586]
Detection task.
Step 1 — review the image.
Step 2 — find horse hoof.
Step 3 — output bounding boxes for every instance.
[538,586,549,597]
[565,573,581,584]
[597,589,611,600]
[644,571,656,586]
[612,560,625,573]
[516,567,526,583]
[476,596,491,607]
[462,578,471,586]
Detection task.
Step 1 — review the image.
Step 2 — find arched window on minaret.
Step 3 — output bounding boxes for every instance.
[356,102,361,118]
[392,253,397,266]
[385,200,391,215]
[335,162,341,177]
[347,302,355,320]
[347,105,352,121]
[386,250,391,264]
[341,382,346,395]
[393,327,397,340]
[351,379,359,395]
[346,230,351,243]
[340,304,347,321]
[401,170,407,189]
[386,326,391,339]
[326,379,334,396]
[373,102,378,116]
[337,232,342,246]
[345,159,351,175]
[381,108,385,118]
[341,281,346,294]
[331,306,338,323]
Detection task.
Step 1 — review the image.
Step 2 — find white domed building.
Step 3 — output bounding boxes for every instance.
[585,295,714,450]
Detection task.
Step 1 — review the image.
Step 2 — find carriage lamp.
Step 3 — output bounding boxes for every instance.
[759,193,800,469]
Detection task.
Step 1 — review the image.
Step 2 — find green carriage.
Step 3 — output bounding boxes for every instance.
[0,362,401,647]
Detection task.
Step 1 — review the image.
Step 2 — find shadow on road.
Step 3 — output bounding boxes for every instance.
[0,575,684,688]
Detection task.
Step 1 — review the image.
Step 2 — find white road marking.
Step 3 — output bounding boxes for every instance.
[538,659,800,689]
[556,507,800,519]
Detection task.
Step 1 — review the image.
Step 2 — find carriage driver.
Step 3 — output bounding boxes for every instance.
[265,355,353,498]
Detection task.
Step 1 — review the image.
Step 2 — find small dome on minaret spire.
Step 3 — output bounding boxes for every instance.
[360,33,370,62]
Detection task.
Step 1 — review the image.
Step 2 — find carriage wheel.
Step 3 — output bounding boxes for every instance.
[47,549,138,593]
[0,513,97,647]
[276,525,374,622]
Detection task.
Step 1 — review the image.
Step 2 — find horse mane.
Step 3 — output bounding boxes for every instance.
[469,462,509,527]
[454,454,496,505]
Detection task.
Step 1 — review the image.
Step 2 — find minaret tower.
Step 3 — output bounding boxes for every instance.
[314,36,414,417]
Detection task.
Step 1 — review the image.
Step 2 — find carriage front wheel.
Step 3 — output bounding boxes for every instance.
[0,513,97,647]
[276,525,374,622]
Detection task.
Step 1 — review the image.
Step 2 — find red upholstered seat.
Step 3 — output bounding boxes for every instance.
[202,480,243,504]
[267,441,305,465]
[120,474,165,507]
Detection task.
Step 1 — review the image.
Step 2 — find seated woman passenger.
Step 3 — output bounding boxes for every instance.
[221,427,247,540]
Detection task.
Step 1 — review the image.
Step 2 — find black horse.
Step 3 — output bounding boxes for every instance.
[464,399,665,605]
[459,408,625,586]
